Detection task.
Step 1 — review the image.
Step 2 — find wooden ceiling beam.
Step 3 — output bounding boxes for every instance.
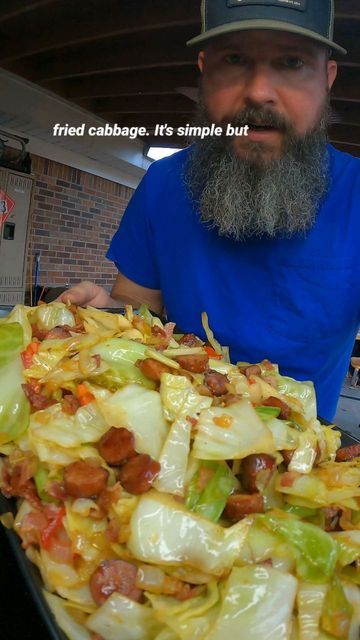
[81,94,195,114]
[329,124,360,146]
[0,0,58,23]
[4,35,197,82]
[335,0,360,19]
[0,0,199,64]
[331,100,360,126]
[43,68,199,99]
[331,67,360,101]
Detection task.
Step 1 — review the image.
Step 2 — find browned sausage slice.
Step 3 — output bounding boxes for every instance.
[204,370,229,396]
[98,427,136,466]
[174,354,209,373]
[63,461,108,498]
[241,454,276,493]
[224,493,264,521]
[90,560,142,605]
[178,334,202,347]
[335,444,360,462]
[118,454,160,494]
[262,396,291,420]
[136,358,171,381]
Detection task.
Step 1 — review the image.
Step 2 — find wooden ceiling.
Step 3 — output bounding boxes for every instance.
[0,0,359,155]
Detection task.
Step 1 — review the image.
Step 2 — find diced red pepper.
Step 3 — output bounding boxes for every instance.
[76,383,95,406]
[21,342,40,368]
[204,346,222,360]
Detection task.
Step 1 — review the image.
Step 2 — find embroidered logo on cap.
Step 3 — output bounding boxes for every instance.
[227,0,306,10]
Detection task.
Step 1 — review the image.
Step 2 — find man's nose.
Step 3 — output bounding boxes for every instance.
[242,65,278,106]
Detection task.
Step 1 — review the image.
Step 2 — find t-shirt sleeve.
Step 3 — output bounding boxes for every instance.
[106,170,160,289]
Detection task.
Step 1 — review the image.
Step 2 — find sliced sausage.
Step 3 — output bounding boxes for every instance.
[224,493,264,521]
[178,333,202,347]
[118,454,160,494]
[262,396,291,420]
[136,358,171,381]
[335,444,360,462]
[174,354,209,373]
[63,461,108,498]
[239,365,261,377]
[241,454,276,493]
[90,560,142,606]
[98,427,136,466]
[204,370,229,396]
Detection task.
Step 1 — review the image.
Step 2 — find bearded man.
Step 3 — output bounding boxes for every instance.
[61,0,360,421]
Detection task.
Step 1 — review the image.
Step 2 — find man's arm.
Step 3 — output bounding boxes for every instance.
[58,272,163,314]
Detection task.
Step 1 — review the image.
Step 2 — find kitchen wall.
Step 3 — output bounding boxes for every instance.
[27,154,134,293]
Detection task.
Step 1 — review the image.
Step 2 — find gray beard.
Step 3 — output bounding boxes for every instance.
[184,104,330,241]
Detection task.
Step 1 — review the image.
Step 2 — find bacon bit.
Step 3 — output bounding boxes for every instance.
[22,382,54,411]
[323,506,342,532]
[186,416,198,428]
[45,326,72,340]
[47,481,67,501]
[93,354,101,368]
[179,333,202,347]
[31,324,48,340]
[40,505,66,550]
[223,393,242,406]
[62,394,80,415]
[18,510,48,548]
[97,484,122,513]
[151,325,166,338]
[1,460,41,508]
[213,414,233,428]
[280,471,299,487]
[1,452,39,505]
[91,634,104,640]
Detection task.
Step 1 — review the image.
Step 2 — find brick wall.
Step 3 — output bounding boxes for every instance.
[27,155,134,292]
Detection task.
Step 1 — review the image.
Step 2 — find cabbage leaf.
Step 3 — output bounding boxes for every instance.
[207,565,297,639]
[192,399,275,460]
[0,323,30,445]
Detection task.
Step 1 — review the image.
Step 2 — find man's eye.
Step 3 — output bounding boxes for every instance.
[283,57,304,69]
[224,53,246,65]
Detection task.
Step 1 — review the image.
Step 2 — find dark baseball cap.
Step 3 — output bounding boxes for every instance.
[187,0,346,55]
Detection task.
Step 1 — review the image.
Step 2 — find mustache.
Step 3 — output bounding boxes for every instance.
[217,106,292,135]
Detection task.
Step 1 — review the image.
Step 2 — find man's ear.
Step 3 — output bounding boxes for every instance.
[198,51,205,73]
[327,60,337,90]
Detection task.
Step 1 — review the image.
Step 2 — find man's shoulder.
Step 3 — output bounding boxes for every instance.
[146,147,191,180]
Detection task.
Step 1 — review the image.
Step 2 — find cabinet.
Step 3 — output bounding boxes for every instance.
[0,168,33,305]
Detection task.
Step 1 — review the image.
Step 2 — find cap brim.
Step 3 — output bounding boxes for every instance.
[187,19,347,55]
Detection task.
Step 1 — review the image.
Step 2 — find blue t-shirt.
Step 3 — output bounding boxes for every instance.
[107,145,360,421]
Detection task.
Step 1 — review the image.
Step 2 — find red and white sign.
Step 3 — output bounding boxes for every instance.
[0,189,15,227]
